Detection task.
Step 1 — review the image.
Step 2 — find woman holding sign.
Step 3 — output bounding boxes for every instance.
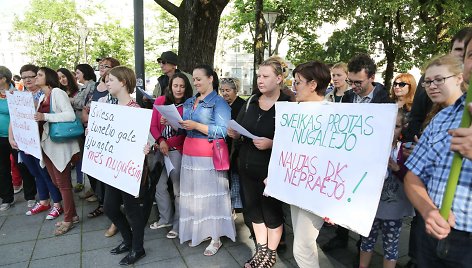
[149,72,193,239]
[227,56,291,268]
[179,64,235,256]
[102,66,150,266]
[34,67,80,235]
[287,61,332,268]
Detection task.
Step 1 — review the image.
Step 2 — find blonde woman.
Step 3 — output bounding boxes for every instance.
[325,62,349,102]
[228,56,291,268]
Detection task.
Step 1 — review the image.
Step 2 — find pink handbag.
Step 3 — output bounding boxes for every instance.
[212,138,230,171]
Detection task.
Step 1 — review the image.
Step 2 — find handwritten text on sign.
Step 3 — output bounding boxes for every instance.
[6,91,42,160]
[82,102,152,196]
[265,102,397,236]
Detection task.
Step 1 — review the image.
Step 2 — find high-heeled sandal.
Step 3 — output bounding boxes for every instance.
[244,243,267,268]
[259,247,276,268]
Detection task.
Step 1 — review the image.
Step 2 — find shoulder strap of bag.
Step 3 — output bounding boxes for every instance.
[49,92,54,113]
[245,94,255,113]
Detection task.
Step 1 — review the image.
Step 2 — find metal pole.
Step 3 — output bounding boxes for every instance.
[268,26,272,56]
[134,0,145,107]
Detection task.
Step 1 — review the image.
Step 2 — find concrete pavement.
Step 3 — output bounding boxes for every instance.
[0,183,412,268]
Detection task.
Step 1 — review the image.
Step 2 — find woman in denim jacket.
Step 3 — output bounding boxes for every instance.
[178,64,236,256]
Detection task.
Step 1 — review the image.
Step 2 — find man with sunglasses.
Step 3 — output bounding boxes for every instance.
[152,51,194,98]
[321,54,391,253]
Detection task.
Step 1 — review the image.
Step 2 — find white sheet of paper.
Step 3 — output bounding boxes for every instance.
[228,120,260,140]
[164,156,174,177]
[154,104,183,130]
[137,87,155,102]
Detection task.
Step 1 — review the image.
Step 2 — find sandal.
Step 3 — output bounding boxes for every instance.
[203,239,222,256]
[87,206,104,218]
[54,222,74,236]
[55,216,79,227]
[166,230,178,239]
[259,247,277,268]
[244,243,267,268]
[189,237,211,247]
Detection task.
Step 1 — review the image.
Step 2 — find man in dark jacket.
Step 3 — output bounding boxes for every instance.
[341,54,391,104]
[322,54,391,252]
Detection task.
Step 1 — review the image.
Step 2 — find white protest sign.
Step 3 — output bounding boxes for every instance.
[6,91,42,160]
[264,102,397,236]
[82,102,152,196]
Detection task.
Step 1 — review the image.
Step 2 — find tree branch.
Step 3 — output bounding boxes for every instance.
[154,0,181,20]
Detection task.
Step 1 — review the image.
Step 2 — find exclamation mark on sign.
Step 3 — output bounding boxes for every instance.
[347,172,368,202]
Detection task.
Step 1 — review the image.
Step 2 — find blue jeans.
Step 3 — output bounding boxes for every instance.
[20,152,62,203]
[416,215,472,268]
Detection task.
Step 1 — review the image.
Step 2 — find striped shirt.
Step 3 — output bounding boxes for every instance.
[405,94,472,232]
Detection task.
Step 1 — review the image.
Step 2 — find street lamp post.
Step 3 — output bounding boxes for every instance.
[262,11,279,57]
[78,26,89,63]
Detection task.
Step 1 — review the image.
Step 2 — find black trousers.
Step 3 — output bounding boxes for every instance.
[11,149,37,201]
[0,137,13,204]
[104,185,146,251]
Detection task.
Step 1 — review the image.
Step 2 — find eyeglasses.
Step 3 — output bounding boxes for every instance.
[220,78,237,88]
[99,65,111,69]
[21,75,36,80]
[421,75,456,88]
[345,79,367,87]
[393,82,409,88]
[157,60,168,65]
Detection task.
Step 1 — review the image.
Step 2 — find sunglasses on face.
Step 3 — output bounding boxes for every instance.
[157,60,168,65]
[393,82,409,88]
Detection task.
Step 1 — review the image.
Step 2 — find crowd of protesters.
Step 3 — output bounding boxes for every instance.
[1,26,472,267]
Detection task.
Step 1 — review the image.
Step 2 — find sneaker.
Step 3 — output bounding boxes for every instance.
[27,200,37,208]
[73,183,84,193]
[26,203,51,215]
[0,202,14,211]
[13,184,23,194]
[46,206,63,220]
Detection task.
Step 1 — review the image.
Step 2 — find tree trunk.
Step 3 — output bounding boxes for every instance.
[252,0,264,94]
[155,0,229,73]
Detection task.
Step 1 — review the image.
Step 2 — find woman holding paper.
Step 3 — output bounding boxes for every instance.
[178,64,235,256]
[149,73,193,240]
[102,66,151,266]
[34,67,80,235]
[227,56,291,268]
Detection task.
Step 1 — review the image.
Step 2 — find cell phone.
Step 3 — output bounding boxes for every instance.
[404,142,415,149]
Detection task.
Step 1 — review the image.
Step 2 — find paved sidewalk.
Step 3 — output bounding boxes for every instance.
[1,187,412,268]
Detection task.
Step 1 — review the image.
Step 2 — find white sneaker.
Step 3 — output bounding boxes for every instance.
[27,200,36,208]
[0,201,14,211]
[13,184,23,194]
